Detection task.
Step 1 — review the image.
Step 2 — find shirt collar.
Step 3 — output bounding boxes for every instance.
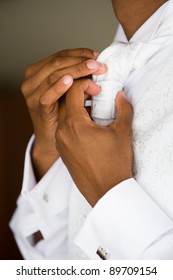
[114,1,170,43]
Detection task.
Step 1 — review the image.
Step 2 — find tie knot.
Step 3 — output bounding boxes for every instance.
[93,42,142,85]
[91,38,165,125]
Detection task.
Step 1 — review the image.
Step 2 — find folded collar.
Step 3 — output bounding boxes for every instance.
[114,1,169,43]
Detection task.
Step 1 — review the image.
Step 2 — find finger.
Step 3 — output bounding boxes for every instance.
[25,48,99,79]
[58,48,99,59]
[55,59,106,81]
[23,57,86,95]
[112,91,133,131]
[24,54,54,79]
[24,59,106,97]
[40,75,73,108]
[65,79,100,120]
[27,75,73,114]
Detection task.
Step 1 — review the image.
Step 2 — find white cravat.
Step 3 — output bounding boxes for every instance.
[91,2,171,126]
[91,42,143,125]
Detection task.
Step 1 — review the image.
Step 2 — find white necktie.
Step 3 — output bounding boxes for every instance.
[91,20,173,126]
[92,42,142,125]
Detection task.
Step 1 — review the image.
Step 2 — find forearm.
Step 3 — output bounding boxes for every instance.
[111,0,167,39]
[32,140,60,181]
[31,153,61,246]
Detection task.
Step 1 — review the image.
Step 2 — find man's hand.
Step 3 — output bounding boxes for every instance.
[56,79,133,207]
[21,48,107,179]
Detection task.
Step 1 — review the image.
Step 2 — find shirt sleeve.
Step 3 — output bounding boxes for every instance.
[74,178,173,260]
[9,136,73,260]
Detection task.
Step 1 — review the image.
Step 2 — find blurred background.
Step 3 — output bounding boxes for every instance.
[0,0,117,259]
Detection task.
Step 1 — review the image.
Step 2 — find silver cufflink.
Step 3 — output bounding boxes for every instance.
[96,246,110,260]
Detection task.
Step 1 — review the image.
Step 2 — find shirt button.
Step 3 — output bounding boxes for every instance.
[43,193,49,203]
[96,246,110,260]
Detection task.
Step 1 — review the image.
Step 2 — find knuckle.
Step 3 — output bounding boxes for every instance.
[58,48,94,58]
[47,72,59,87]
[39,96,50,108]
[24,65,34,78]
[79,78,90,90]
[58,49,68,57]
[20,80,29,96]
[26,95,36,111]
[80,48,93,57]
[52,55,63,68]
[76,63,86,75]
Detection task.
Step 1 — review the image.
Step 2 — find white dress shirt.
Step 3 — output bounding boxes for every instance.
[10,1,173,260]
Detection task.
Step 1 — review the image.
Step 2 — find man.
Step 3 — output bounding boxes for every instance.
[10,0,173,259]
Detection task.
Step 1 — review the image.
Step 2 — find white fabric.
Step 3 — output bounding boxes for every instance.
[91,2,170,125]
[10,0,173,260]
[75,180,173,260]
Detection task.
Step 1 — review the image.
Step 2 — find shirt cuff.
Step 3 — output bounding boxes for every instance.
[74,178,173,260]
[19,135,73,239]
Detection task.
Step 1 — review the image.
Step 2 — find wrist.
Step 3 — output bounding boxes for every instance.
[31,140,60,180]
[87,173,133,207]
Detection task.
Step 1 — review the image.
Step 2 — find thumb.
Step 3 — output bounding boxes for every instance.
[113,91,133,130]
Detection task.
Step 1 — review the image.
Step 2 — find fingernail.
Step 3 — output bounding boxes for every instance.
[93,51,99,58]
[118,90,127,100]
[98,62,106,71]
[119,90,125,97]
[63,75,73,85]
[86,60,98,70]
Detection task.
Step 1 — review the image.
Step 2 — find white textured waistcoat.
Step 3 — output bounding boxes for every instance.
[68,6,173,259]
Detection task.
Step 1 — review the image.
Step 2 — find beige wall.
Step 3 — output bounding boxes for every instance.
[1,0,118,86]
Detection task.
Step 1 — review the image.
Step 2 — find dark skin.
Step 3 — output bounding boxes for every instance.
[21,49,107,180]
[21,0,167,241]
[55,0,167,207]
[56,85,133,206]
[112,0,167,40]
